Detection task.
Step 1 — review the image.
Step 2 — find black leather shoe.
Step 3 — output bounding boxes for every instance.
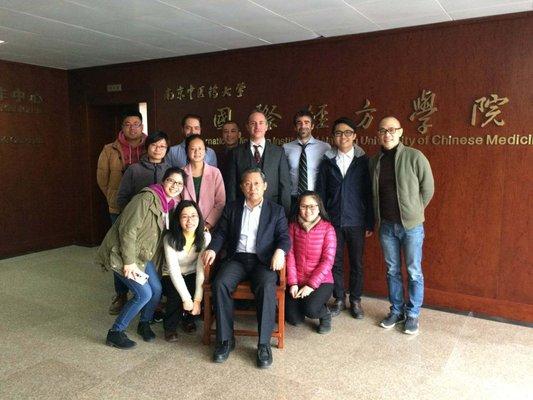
[349,300,365,319]
[328,298,345,317]
[256,343,273,368]
[106,330,136,349]
[213,337,235,363]
[137,321,156,342]
[317,311,332,334]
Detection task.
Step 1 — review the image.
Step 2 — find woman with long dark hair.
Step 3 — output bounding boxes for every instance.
[285,191,337,334]
[161,200,211,342]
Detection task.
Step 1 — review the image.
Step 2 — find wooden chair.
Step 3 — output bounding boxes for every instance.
[202,261,286,349]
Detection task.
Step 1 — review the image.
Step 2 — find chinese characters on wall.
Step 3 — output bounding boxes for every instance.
[0,86,44,114]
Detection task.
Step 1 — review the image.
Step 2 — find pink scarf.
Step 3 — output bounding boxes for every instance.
[149,184,176,214]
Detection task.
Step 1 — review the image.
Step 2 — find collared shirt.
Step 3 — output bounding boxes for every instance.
[249,138,266,159]
[336,147,355,177]
[236,199,263,253]
[166,140,218,169]
[283,136,331,195]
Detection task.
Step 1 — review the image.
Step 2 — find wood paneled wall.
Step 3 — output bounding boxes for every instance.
[0,61,73,255]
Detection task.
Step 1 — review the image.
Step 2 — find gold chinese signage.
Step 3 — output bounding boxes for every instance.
[164,82,246,101]
[0,86,44,114]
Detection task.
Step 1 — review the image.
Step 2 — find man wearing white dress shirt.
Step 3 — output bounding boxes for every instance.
[283,109,331,214]
[203,167,290,368]
[316,117,374,320]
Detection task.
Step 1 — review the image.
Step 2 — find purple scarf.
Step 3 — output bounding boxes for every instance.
[149,184,176,213]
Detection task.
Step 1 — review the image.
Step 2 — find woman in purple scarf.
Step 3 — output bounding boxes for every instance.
[97,167,186,349]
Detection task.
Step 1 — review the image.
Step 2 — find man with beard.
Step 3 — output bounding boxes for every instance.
[283,109,330,215]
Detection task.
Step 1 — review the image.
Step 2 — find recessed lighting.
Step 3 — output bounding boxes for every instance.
[0,40,5,44]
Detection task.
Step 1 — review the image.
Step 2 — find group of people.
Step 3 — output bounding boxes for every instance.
[95,108,434,369]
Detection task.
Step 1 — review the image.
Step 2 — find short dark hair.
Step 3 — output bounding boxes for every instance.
[181,114,202,128]
[222,120,240,131]
[185,134,206,155]
[165,200,205,252]
[145,131,169,151]
[293,109,315,126]
[331,117,357,134]
[240,167,266,184]
[292,190,330,222]
[162,167,187,182]
[121,110,143,124]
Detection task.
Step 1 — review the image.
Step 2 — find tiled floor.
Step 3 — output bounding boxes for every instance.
[0,246,531,399]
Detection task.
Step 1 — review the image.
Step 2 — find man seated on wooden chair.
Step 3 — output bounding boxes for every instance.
[202,167,291,368]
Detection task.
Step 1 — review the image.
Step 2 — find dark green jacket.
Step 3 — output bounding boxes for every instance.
[96,187,165,275]
[369,142,434,229]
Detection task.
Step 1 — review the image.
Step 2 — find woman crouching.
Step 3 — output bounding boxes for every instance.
[161,200,211,342]
[286,191,337,334]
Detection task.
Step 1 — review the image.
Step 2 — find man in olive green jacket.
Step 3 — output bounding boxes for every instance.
[369,116,434,335]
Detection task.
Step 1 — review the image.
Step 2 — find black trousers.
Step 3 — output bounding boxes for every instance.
[161,274,196,332]
[332,226,366,302]
[285,283,333,325]
[212,253,277,345]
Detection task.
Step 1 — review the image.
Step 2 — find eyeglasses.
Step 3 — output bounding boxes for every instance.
[149,144,168,150]
[165,178,183,187]
[378,127,402,135]
[299,204,318,211]
[123,123,142,129]
[333,130,354,137]
[180,214,199,221]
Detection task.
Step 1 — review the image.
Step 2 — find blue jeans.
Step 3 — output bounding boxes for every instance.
[111,261,162,332]
[379,222,425,318]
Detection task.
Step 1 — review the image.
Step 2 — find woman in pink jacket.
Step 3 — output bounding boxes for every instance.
[182,135,226,231]
[286,191,337,334]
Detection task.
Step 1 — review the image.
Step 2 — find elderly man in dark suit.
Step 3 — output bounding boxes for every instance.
[202,167,291,368]
[226,110,291,215]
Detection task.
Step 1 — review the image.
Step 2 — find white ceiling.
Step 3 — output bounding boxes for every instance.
[0,0,531,70]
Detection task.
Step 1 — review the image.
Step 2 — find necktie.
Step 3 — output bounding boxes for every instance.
[298,143,308,194]
[253,145,261,164]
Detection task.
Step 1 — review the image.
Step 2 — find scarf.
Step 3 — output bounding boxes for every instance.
[297,215,321,232]
[149,184,176,229]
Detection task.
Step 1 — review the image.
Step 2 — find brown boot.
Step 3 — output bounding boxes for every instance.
[108,293,127,315]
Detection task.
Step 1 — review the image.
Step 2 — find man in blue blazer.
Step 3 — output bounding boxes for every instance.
[202,167,291,368]
[226,110,291,215]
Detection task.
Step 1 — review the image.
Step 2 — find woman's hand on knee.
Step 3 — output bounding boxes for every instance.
[289,285,299,299]
[191,300,202,315]
[183,300,194,312]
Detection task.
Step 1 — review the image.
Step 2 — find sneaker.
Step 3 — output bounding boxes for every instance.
[328,298,345,317]
[106,330,136,350]
[403,317,419,335]
[150,309,164,324]
[317,311,332,334]
[137,321,156,342]
[380,313,405,329]
[108,293,127,315]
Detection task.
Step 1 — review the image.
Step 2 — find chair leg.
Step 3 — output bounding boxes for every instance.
[277,294,285,349]
[203,292,212,345]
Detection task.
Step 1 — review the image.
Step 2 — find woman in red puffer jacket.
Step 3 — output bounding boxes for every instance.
[286,191,337,334]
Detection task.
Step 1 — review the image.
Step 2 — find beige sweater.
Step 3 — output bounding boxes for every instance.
[162,232,211,302]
